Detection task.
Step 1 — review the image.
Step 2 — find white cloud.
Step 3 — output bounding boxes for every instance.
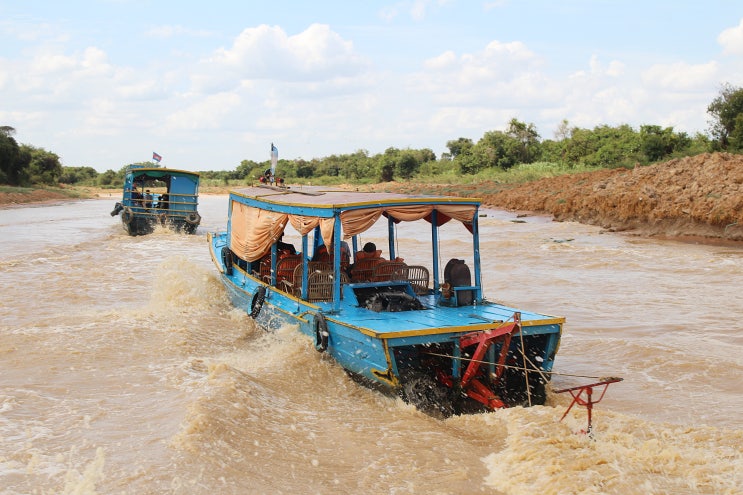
[423,50,457,70]
[718,18,743,55]
[165,92,241,130]
[212,24,365,78]
[145,24,214,39]
[642,61,718,91]
[422,40,540,87]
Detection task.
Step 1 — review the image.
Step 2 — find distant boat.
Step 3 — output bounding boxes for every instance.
[208,185,563,416]
[110,165,201,236]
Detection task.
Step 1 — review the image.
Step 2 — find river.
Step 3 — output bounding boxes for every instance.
[0,195,741,494]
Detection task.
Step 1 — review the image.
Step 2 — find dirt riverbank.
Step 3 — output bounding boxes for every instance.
[383,152,743,242]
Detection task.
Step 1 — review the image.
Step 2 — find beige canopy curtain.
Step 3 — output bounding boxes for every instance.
[230,201,477,261]
[230,202,290,262]
[230,202,336,261]
[340,204,476,236]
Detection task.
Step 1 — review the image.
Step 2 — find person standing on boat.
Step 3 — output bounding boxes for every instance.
[144,189,153,209]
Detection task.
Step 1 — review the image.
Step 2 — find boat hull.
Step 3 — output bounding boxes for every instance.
[209,231,562,414]
[120,209,199,236]
[111,165,201,236]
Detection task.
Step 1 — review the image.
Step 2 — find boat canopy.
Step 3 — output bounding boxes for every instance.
[126,167,200,181]
[228,187,479,262]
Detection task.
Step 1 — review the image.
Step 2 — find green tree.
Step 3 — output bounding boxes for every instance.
[60,166,99,184]
[235,159,260,180]
[23,146,63,185]
[506,118,541,163]
[728,113,743,152]
[707,83,743,149]
[0,131,31,186]
[97,169,118,186]
[446,138,473,159]
[295,159,315,178]
[475,130,522,170]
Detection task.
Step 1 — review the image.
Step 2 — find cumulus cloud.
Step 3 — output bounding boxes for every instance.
[204,24,366,82]
[165,92,242,130]
[642,61,719,91]
[423,40,540,81]
[718,18,743,55]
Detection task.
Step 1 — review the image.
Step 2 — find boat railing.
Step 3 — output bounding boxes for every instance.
[392,265,430,295]
[306,271,350,302]
[122,192,199,216]
[267,256,432,302]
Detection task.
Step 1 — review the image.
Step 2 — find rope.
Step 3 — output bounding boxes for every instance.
[419,350,609,381]
[519,327,532,406]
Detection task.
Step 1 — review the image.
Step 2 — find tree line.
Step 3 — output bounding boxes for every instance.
[3,84,743,188]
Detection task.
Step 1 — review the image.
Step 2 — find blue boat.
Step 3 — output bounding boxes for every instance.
[111,165,201,235]
[208,185,563,416]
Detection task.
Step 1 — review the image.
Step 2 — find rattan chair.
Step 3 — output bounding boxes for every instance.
[371,261,408,282]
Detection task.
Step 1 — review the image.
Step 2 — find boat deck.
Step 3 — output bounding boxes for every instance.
[310,283,563,340]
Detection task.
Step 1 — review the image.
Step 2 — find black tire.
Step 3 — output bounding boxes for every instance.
[399,371,455,418]
[221,247,233,276]
[186,212,201,225]
[249,286,266,318]
[314,313,328,352]
[121,207,133,224]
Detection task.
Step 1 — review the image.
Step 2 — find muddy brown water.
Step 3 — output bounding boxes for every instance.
[1,197,741,494]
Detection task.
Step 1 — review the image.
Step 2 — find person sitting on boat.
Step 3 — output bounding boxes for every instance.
[312,238,351,266]
[130,186,143,206]
[158,193,169,210]
[276,233,297,256]
[349,242,385,281]
[356,242,382,261]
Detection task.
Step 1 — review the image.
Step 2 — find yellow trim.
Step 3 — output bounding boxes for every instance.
[207,232,223,273]
[338,318,563,340]
[129,167,200,177]
[229,188,481,210]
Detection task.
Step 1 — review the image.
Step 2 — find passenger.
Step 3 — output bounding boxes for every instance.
[355,242,382,261]
[144,190,153,209]
[312,244,329,262]
[130,186,143,206]
[276,233,297,255]
[311,237,350,267]
[349,242,384,281]
[158,193,169,210]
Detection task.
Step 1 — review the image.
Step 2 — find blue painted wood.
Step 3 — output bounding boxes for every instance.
[208,187,564,409]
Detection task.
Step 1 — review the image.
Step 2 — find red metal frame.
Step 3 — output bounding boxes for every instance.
[439,313,522,410]
[554,377,623,434]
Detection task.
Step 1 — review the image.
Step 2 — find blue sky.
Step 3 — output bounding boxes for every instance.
[2,1,743,172]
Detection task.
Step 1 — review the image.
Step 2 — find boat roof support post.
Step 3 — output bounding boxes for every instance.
[270,242,278,286]
[387,216,396,260]
[472,206,482,302]
[226,199,234,245]
[332,214,342,312]
[431,210,440,291]
[451,338,461,379]
[301,234,309,299]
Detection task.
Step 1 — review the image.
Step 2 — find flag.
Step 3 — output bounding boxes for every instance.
[270,143,278,177]
[152,152,162,163]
